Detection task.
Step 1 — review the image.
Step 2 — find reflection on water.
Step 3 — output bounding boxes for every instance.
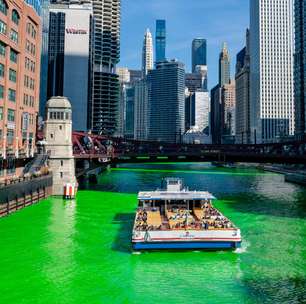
[0,163,305,304]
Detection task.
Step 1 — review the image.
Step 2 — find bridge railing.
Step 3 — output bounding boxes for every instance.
[71,132,306,163]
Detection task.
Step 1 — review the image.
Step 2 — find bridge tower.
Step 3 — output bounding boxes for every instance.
[44,96,77,196]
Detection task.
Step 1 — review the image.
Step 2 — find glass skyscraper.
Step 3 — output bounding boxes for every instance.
[39,0,50,118]
[192,38,207,72]
[294,0,306,138]
[155,20,166,63]
[147,60,185,143]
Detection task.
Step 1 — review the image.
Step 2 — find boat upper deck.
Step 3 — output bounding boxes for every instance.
[134,203,236,232]
[134,178,238,232]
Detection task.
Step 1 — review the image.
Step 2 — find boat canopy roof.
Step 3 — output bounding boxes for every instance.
[138,190,216,201]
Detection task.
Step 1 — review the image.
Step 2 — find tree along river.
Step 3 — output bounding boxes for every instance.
[0,163,305,304]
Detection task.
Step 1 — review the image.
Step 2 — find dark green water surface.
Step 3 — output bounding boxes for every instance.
[0,163,305,304]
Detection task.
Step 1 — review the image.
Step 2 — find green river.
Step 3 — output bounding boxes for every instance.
[0,163,305,303]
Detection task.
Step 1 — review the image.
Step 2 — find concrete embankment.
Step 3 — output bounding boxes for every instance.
[263,165,306,186]
[284,173,306,186]
[0,173,53,217]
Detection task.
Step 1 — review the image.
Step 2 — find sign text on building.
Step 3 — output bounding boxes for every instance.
[66,28,87,35]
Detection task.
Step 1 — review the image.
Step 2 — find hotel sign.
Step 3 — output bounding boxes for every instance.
[66,28,87,35]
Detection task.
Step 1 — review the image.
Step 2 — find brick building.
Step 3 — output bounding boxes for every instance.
[0,0,41,171]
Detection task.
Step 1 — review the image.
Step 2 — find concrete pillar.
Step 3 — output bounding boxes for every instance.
[44,96,77,196]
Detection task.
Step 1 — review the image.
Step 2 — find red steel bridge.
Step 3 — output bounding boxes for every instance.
[72,131,306,164]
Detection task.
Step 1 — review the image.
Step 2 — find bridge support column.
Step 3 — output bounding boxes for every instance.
[44,97,77,196]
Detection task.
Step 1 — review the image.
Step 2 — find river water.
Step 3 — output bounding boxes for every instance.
[0,163,305,304]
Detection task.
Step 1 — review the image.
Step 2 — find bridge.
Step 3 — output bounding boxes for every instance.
[72,131,306,165]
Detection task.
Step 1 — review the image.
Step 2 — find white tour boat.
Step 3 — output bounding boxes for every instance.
[132,178,241,250]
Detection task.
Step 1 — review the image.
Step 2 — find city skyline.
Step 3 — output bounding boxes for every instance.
[120,0,249,90]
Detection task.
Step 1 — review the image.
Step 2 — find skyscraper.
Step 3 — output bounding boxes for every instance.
[39,0,50,118]
[47,1,93,131]
[89,0,121,135]
[294,0,306,138]
[142,29,153,77]
[235,29,250,144]
[211,43,232,144]
[134,79,148,140]
[221,81,236,143]
[124,86,135,139]
[185,92,210,133]
[147,60,185,143]
[116,67,130,137]
[210,85,222,144]
[250,0,294,143]
[192,38,207,72]
[219,42,230,86]
[155,20,166,63]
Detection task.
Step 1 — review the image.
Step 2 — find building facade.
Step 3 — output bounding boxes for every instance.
[129,69,142,83]
[142,28,153,77]
[0,0,41,161]
[44,96,76,195]
[235,30,250,144]
[47,1,93,131]
[185,91,210,134]
[116,67,130,83]
[294,0,306,138]
[221,81,236,143]
[147,60,185,143]
[39,0,50,118]
[89,0,120,135]
[219,42,230,86]
[155,19,166,63]
[210,85,222,144]
[185,73,203,93]
[116,67,129,137]
[250,0,294,143]
[124,86,134,139]
[192,38,207,73]
[134,79,148,140]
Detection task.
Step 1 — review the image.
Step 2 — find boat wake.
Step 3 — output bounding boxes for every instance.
[132,251,142,255]
[234,241,249,254]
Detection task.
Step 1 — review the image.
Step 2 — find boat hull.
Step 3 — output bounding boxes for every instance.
[132,229,241,251]
[133,240,241,250]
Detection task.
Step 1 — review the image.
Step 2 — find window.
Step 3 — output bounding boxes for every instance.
[30,96,34,107]
[22,112,29,130]
[8,88,16,102]
[10,29,18,43]
[0,20,6,34]
[0,63,4,77]
[0,107,3,120]
[7,109,15,122]
[0,41,5,56]
[0,0,7,15]
[7,129,14,145]
[9,69,16,82]
[0,85,3,98]
[23,94,28,105]
[11,10,19,25]
[10,49,17,63]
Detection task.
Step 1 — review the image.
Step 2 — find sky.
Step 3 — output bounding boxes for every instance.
[120,0,249,90]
